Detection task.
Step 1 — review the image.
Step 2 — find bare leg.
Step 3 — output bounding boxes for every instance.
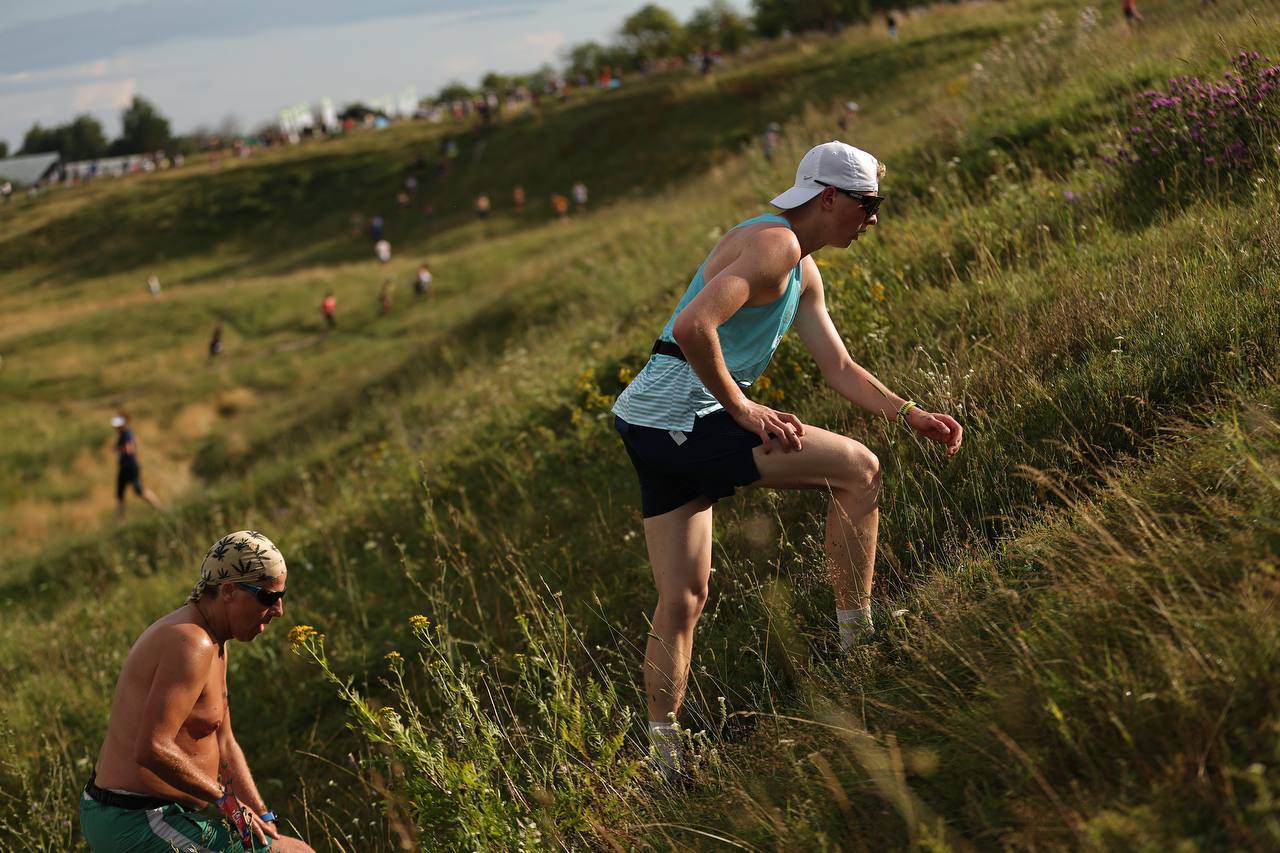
[642,498,713,723]
[751,426,881,611]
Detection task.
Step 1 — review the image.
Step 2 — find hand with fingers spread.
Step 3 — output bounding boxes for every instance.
[904,407,964,459]
[730,399,806,453]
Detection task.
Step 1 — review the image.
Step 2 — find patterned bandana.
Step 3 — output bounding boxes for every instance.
[188,530,287,603]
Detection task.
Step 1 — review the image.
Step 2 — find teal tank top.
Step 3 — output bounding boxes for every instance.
[613,213,803,431]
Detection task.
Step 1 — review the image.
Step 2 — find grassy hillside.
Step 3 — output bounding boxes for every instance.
[2,0,1278,849]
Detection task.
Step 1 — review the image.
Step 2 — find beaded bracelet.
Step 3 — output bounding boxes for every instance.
[896,400,918,426]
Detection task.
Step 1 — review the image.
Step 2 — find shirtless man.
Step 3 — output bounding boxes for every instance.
[612,141,963,773]
[81,530,314,852]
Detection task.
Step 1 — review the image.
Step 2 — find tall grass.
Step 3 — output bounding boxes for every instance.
[1,0,1278,849]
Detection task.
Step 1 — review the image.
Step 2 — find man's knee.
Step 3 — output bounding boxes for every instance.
[659,583,709,625]
[835,440,881,495]
[272,836,315,853]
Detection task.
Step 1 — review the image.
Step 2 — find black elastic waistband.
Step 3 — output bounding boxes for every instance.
[84,771,179,811]
[651,339,686,361]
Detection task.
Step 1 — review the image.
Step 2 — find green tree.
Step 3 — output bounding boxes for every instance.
[566,41,608,78]
[114,96,172,155]
[20,123,59,156]
[0,140,8,159]
[753,0,871,36]
[436,80,474,103]
[620,4,687,62]
[17,115,108,161]
[526,63,558,93]
[687,0,752,52]
[480,72,512,93]
[63,114,109,160]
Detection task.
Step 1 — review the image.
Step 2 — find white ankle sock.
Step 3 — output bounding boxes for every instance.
[837,606,874,650]
[648,721,681,775]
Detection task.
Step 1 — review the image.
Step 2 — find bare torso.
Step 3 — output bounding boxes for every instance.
[94,608,226,809]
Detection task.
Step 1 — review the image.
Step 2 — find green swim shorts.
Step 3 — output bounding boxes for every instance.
[81,791,272,852]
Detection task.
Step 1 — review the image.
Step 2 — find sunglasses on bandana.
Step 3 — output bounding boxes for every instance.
[235,581,286,607]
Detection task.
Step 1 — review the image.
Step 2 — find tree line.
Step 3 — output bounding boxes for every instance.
[429,0,908,103]
[4,0,910,162]
[14,96,174,162]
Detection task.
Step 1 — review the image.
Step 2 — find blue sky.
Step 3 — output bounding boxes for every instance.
[0,0,707,151]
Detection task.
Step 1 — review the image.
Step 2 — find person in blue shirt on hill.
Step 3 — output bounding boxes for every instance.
[612,141,964,776]
[113,413,160,519]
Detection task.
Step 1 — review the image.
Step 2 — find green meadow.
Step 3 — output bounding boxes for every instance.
[2,0,1278,848]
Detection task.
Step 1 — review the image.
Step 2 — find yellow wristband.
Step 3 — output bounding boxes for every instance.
[896,401,918,425]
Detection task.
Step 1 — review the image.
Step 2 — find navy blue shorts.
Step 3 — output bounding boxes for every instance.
[116,465,143,501]
[615,412,763,518]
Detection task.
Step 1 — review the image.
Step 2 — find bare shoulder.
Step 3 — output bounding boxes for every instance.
[137,612,218,666]
[736,221,802,280]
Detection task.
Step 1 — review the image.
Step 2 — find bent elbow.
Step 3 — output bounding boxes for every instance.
[133,741,164,772]
[671,314,698,346]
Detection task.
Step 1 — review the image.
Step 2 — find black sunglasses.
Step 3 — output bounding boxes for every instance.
[235,581,286,607]
[816,182,883,216]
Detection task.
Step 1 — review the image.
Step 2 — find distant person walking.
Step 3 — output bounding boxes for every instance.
[572,181,589,212]
[415,263,433,298]
[551,193,570,221]
[380,278,394,315]
[1,181,11,205]
[369,214,385,242]
[208,325,223,361]
[1123,0,1144,27]
[612,141,962,776]
[512,184,526,215]
[475,193,492,219]
[321,292,337,331]
[886,11,899,40]
[762,122,781,162]
[374,239,391,264]
[112,414,160,519]
[146,274,162,297]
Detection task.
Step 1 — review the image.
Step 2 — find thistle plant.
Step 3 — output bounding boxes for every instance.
[1111,52,1280,195]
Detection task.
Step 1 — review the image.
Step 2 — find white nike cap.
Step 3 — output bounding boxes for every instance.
[770,141,881,210]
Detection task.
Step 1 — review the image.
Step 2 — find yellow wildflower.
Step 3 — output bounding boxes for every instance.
[617,365,635,385]
[385,650,403,663]
[409,614,430,631]
[287,625,317,652]
[870,281,886,302]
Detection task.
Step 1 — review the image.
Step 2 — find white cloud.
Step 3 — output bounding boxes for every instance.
[519,30,565,60]
[441,55,483,78]
[71,77,135,111]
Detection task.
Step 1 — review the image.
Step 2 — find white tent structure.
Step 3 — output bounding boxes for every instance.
[0,152,60,187]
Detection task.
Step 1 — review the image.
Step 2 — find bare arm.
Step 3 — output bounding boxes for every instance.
[792,257,907,419]
[218,704,267,813]
[133,631,224,804]
[794,257,963,458]
[219,702,280,843]
[672,229,806,451]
